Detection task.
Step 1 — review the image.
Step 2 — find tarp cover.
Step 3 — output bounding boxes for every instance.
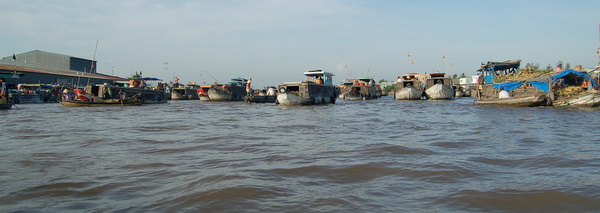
[492,69,596,93]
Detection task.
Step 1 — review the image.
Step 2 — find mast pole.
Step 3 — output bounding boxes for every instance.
[87,40,99,86]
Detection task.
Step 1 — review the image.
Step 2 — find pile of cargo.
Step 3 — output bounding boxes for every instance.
[492,67,549,83]
[554,85,585,97]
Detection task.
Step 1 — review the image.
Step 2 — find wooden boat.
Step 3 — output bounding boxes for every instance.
[394,73,425,100]
[197,85,211,101]
[171,82,200,100]
[276,70,338,105]
[554,92,600,107]
[9,84,57,104]
[549,70,600,107]
[207,78,248,101]
[474,94,547,107]
[245,88,276,103]
[60,79,167,105]
[0,98,12,110]
[246,94,276,103]
[339,77,380,100]
[118,77,168,104]
[424,73,455,99]
[474,60,552,107]
[59,100,143,107]
[0,103,12,110]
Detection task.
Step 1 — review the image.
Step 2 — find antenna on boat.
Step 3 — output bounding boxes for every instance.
[597,23,600,69]
[86,40,99,86]
[200,70,219,83]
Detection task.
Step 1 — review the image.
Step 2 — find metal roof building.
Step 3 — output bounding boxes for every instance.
[0,50,127,87]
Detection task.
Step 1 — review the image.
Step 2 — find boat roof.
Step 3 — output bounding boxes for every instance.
[231,77,248,82]
[303,70,334,77]
[479,60,522,72]
[429,73,446,78]
[133,77,163,81]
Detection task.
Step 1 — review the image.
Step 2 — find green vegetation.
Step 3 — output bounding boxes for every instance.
[382,84,396,93]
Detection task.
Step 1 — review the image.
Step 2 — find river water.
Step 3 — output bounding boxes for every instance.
[1,96,599,212]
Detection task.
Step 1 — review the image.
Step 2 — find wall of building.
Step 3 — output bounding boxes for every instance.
[1,50,96,73]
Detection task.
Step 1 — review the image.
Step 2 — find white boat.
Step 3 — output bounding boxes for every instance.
[207,78,248,101]
[276,70,338,106]
[394,73,425,100]
[197,85,211,101]
[424,73,455,100]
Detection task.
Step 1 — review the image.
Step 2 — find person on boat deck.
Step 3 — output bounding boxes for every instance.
[397,76,403,83]
[0,78,6,100]
[118,89,125,101]
[315,77,324,84]
[555,64,563,72]
[222,84,230,93]
[174,77,179,84]
[499,87,510,99]
[266,86,276,96]
[246,78,252,94]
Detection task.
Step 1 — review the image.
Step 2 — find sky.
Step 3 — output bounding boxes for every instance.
[1,0,599,88]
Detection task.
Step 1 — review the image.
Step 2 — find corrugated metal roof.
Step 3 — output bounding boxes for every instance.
[0,64,127,81]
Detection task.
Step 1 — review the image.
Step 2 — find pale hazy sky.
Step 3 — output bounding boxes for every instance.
[2,0,599,87]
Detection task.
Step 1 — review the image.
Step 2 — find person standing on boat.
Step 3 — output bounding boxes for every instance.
[499,87,510,98]
[266,86,276,96]
[246,78,252,95]
[174,77,179,84]
[555,64,563,72]
[0,78,7,101]
[119,89,125,102]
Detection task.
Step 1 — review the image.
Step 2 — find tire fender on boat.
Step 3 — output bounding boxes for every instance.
[330,96,336,104]
[310,97,315,105]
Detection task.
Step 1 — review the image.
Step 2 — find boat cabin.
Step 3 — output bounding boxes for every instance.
[478,60,522,84]
[303,70,334,85]
[425,73,453,88]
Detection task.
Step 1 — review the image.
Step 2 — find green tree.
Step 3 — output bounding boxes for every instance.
[382,84,396,93]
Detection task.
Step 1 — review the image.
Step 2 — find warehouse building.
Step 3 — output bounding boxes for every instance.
[0,50,127,88]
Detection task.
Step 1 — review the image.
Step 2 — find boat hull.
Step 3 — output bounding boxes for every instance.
[340,85,379,101]
[277,93,335,105]
[199,95,211,101]
[425,84,455,100]
[246,95,276,103]
[395,87,423,100]
[554,93,600,107]
[59,100,143,107]
[276,83,337,106]
[0,103,12,110]
[475,95,547,107]
[171,88,200,100]
[207,84,246,101]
